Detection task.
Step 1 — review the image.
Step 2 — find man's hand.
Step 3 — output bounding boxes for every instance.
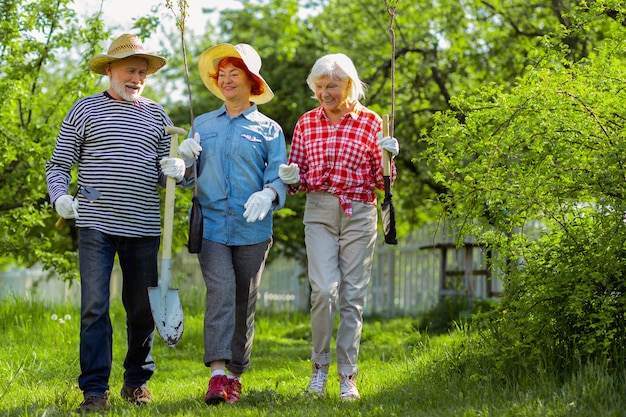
[178,132,202,167]
[55,194,79,219]
[278,163,300,184]
[243,188,276,223]
[376,132,400,156]
[160,157,186,181]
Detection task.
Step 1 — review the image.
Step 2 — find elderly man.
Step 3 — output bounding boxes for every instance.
[46,33,185,413]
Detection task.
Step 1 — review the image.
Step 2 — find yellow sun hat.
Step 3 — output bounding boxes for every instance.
[198,43,274,105]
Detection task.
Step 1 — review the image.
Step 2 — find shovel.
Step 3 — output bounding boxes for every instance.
[55,185,102,228]
[381,114,397,245]
[148,125,186,347]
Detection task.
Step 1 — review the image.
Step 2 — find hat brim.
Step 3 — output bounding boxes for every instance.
[88,52,167,75]
[198,44,274,105]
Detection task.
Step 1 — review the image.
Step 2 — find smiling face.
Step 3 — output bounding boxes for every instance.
[217,62,254,104]
[313,75,352,117]
[105,56,149,102]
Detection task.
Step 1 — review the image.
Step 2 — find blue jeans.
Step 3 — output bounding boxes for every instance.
[77,228,159,398]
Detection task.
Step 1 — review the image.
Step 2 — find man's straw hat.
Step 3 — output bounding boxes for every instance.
[88,33,167,75]
[198,43,274,105]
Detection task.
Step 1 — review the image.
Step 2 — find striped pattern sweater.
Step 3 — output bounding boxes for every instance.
[46,91,173,237]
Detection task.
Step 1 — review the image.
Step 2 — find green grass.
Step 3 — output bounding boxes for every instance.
[1,296,625,416]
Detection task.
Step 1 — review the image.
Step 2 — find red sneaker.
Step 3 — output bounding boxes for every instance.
[226,378,242,404]
[205,374,228,405]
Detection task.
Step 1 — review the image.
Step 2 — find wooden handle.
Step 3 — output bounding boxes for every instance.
[162,127,185,265]
[165,125,187,136]
[54,186,81,229]
[382,114,391,176]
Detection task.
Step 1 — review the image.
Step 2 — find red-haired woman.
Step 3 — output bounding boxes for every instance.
[177,43,287,405]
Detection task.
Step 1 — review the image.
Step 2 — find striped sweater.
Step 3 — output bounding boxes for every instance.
[46,91,173,237]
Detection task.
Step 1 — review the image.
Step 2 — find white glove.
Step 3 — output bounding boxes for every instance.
[376,132,400,156]
[178,132,202,167]
[55,194,79,219]
[278,163,300,184]
[243,188,276,223]
[160,157,186,181]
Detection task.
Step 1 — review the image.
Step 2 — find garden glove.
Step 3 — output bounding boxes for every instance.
[376,132,400,156]
[178,132,202,167]
[160,157,186,182]
[54,194,79,219]
[278,163,300,184]
[243,188,276,223]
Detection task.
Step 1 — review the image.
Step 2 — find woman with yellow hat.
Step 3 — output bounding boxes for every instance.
[177,43,287,405]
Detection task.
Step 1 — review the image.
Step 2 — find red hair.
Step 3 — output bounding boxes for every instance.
[211,57,265,97]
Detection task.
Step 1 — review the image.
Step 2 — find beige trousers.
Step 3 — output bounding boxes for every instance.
[303,192,377,376]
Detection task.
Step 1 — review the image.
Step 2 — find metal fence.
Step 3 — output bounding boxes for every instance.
[1,223,502,317]
[252,222,501,318]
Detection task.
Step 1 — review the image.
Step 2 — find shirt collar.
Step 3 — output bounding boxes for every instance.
[315,102,363,121]
[217,103,259,119]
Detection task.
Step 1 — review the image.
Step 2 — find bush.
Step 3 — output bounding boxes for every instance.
[483,211,626,373]
[423,19,626,375]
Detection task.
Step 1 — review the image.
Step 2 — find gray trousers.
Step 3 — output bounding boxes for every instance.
[198,238,272,375]
[304,192,377,377]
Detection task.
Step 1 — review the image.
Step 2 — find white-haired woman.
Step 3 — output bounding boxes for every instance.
[278,53,399,400]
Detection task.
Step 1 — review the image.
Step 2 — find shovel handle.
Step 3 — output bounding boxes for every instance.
[54,186,81,229]
[161,127,186,265]
[55,217,65,228]
[165,126,187,136]
[382,114,392,176]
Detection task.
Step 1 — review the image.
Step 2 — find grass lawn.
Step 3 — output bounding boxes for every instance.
[1,296,625,416]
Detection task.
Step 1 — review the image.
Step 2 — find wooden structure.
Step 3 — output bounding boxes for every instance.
[420,242,496,305]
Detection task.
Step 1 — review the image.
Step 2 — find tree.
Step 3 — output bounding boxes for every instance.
[422,3,626,369]
[0,0,110,279]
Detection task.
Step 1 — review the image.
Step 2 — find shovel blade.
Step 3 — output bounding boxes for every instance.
[148,286,184,347]
[81,185,102,201]
[381,196,397,245]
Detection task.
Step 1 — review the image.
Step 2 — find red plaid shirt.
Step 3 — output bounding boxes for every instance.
[288,103,396,216]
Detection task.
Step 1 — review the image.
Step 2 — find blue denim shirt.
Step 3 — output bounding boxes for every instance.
[188,104,287,246]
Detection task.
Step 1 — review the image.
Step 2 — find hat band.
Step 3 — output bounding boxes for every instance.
[108,44,146,55]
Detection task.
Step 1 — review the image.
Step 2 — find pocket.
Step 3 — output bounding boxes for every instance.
[236,132,265,164]
[304,192,338,224]
[198,131,218,157]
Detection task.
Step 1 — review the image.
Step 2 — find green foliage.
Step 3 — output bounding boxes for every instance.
[0,1,193,281]
[485,213,626,374]
[0,0,109,279]
[422,4,626,372]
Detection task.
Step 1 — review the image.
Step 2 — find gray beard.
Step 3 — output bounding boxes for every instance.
[111,81,142,102]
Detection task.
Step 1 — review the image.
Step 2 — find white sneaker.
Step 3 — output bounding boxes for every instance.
[339,374,360,401]
[306,363,329,395]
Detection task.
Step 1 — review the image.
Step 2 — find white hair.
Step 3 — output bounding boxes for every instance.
[306,53,367,102]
